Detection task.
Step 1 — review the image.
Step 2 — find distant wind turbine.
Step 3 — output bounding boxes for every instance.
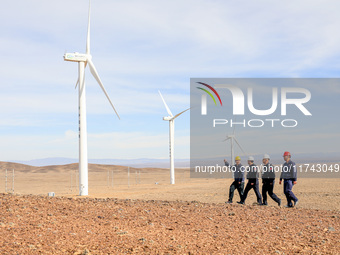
[222,127,247,166]
[63,0,120,196]
[159,91,190,184]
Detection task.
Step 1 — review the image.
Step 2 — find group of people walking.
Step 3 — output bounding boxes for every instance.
[224,151,299,208]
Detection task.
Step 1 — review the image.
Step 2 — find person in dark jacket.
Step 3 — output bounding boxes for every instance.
[261,154,281,206]
[224,156,245,204]
[279,151,298,208]
[237,156,262,205]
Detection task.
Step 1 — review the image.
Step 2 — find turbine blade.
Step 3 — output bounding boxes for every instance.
[172,108,190,120]
[86,0,91,54]
[75,77,79,89]
[234,138,247,156]
[158,90,173,117]
[222,138,230,142]
[87,59,120,120]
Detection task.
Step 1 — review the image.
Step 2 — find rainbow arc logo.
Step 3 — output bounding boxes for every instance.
[196,82,222,115]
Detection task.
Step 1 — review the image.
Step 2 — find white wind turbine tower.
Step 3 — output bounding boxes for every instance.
[159,91,190,184]
[222,127,247,166]
[63,0,120,196]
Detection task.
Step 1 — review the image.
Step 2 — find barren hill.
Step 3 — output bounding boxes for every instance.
[0,161,154,173]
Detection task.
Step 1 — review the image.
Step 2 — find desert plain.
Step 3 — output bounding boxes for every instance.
[0,161,339,254]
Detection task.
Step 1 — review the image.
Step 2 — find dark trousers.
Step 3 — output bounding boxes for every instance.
[283,179,298,207]
[241,180,262,203]
[262,179,280,204]
[228,181,244,202]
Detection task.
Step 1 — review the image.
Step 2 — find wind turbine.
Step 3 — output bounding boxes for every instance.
[159,91,190,184]
[222,128,247,166]
[63,0,120,196]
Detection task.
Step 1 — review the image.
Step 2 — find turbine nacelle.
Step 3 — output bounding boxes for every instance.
[64,52,89,62]
[163,116,173,121]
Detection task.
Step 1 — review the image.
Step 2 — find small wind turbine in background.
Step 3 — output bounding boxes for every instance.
[63,0,120,196]
[159,91,190,184]
[222,126,247,166]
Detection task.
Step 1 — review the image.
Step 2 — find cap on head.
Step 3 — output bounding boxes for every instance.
[235,156,241,161]
[248,156,254,161]
[283,151,291,157]
[263,154,270,160]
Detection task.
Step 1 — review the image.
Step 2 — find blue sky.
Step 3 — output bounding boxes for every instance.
[1,0,340,161]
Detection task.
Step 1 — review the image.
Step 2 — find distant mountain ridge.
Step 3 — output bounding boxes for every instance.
[9,157,190,168]
[8,152,339,168]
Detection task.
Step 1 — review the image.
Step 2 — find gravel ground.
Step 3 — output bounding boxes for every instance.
[0,193,339,254]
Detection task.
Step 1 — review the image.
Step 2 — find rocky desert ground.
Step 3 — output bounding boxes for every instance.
[0,193,339,254]
[0,161,339,254]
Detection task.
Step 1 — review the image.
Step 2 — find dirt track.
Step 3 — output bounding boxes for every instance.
[0,193,339,254]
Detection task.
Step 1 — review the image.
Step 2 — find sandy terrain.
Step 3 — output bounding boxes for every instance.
[0,161,339,254]
[1,161,339,211]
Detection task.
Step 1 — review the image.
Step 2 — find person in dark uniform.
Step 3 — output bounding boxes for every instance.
[237,156,262,205]
[224,156,245,204]
[261,154,281,206]
[279,151,298,208]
